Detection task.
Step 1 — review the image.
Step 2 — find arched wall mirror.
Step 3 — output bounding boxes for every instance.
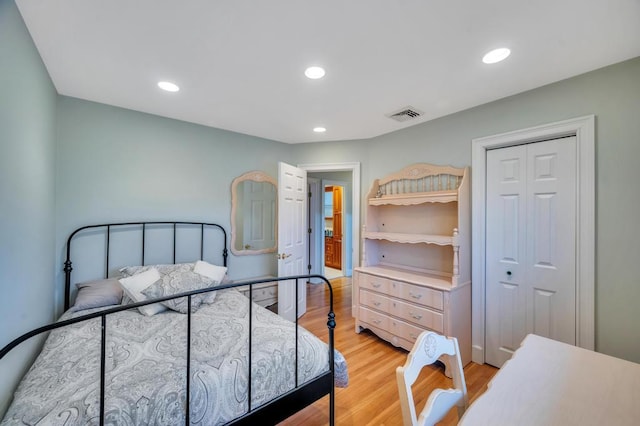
[230,170,278,256]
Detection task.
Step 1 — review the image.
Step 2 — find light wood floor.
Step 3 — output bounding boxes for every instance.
[279,277,497,426]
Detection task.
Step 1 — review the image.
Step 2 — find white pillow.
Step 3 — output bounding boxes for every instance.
[194,260,227,282]
[118,268,167,316]
[194,260,228,304]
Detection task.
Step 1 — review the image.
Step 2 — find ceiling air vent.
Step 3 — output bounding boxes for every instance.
[386,106,424,122]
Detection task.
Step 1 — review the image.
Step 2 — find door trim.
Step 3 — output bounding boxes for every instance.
[298,162,361,279]
[307,177,322,279]
[471,115,595,364]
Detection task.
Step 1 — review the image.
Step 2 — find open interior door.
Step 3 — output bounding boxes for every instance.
[277,162,307,321]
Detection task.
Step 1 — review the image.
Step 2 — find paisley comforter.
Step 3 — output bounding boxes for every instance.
[2,289,348,425]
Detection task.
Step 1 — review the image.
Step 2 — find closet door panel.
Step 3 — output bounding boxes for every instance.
[486,145,527,367]
[526,137,576,345]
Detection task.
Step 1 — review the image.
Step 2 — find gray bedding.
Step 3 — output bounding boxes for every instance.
[1,289,348,425]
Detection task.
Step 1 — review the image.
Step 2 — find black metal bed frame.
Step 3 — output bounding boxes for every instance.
[1,221,336,425]
[63,221,230,311]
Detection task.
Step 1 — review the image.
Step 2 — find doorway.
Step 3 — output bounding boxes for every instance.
[323,183,344,277]
[471,116,595,365]
[309,176,349,279]
[300,162,360,277]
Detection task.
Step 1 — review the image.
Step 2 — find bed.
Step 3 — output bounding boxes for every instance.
[0,221,347,425]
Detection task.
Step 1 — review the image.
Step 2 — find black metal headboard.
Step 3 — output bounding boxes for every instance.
[64,221,228,310]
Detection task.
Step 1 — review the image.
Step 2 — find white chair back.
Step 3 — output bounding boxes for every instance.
[396,331,468,426]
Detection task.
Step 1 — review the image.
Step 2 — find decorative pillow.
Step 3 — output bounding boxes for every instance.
[71,278,123,312]
[118,268,167,316]
[194,260,227,281]
[194,260,228,304]
[141,269,214,313]
[119,262,195,278]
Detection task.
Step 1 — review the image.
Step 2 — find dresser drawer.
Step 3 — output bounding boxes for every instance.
[237,281,277,305]
[358,273,391,293]
[360,289,391,312]
[397,282,443,310]
[252,285,277,302]
[359,306,390,331]
[389,299,444,332]
[389,317,425,343]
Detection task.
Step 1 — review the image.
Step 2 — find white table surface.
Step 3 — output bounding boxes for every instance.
[459,334,640,425]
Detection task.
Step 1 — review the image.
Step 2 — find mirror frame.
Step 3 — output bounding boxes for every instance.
[230,170,278,256]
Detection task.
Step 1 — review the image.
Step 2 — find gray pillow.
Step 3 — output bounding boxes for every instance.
[141,269,214,313]
[71,278,123,312]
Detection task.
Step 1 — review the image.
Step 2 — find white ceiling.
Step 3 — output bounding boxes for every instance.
[15,0,640,144]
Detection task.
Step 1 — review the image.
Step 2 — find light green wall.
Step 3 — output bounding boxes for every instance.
[293,57,640,362]
[55,97,292,304]
[0,0,57,415]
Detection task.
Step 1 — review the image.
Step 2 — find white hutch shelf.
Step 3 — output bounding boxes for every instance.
[354,163,471,365]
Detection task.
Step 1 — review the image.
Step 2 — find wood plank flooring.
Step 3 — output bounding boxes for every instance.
[279,277,497,426]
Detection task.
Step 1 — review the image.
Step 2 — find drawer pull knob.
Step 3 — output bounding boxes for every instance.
[409,292,423,300]
[372,319,381,324]
[410,333,418,339]
[373,301,381,306]
[409,312,423,320]
[372,283,381,288]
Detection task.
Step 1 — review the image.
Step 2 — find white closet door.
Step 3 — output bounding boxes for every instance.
[486,144,528,368]
[486,136,577,367]
[525,138,577,344]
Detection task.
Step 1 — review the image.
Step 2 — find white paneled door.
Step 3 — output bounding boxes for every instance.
[485,136,577,367]
[277,162,307,322]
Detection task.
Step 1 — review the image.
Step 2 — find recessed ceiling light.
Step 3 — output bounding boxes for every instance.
[305,66,326,79]
[482,48,511,64]
[313,127,326,133]
[158,81,180,92]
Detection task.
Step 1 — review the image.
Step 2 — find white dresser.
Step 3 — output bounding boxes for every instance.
[354,164,471,365]
[236,277,277,307]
